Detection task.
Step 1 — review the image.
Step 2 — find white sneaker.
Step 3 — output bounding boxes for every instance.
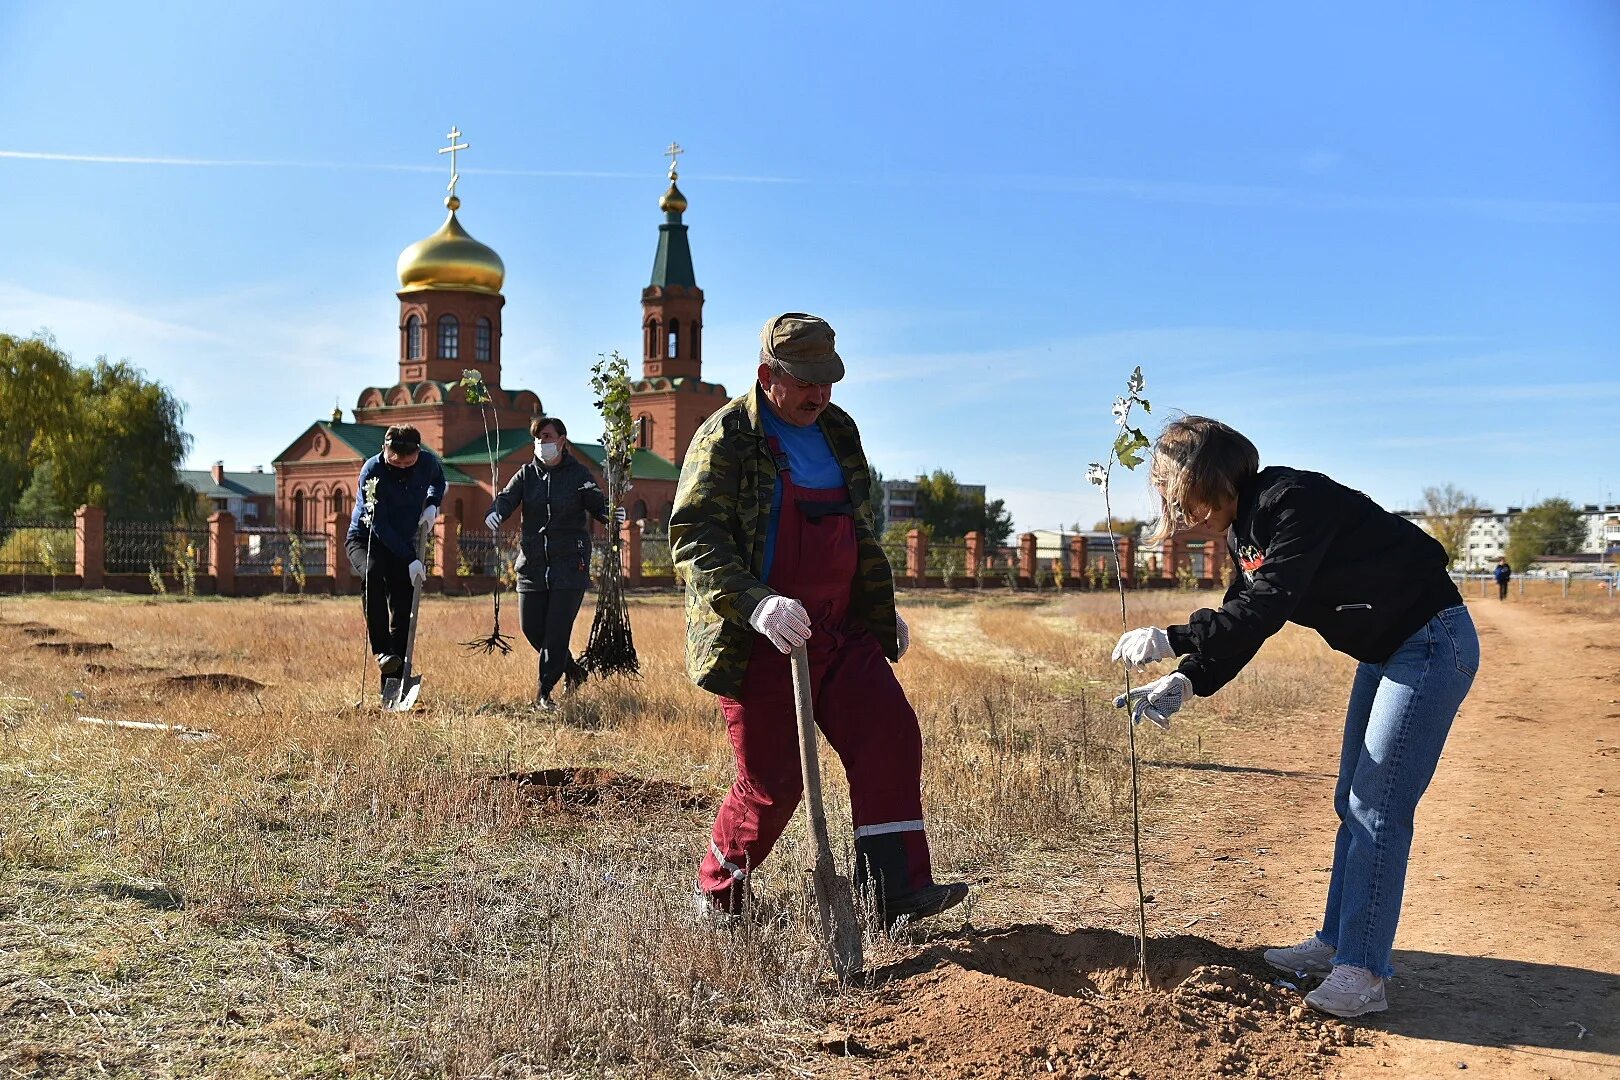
[1304,964,1388,1018]
[1264,933,1336,975]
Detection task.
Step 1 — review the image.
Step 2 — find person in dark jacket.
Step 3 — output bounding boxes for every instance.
[346,424,445,689]
[1493,556,1511,600]
[1111,416,1478,1020]
[485,416,624,710]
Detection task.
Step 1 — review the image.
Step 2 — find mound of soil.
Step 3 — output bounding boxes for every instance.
[33,641,114,655]
[494,767,709,813]
[19,626,63,638]
[846,926,1351,1079]
[161,673,266,692]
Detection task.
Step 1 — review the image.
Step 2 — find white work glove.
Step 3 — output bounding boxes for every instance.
[419,504,439,529]
[1114,671,1193,730]
[484,509,502,531]
[408,560,427,588]
[896,611,910,661]
[1112,626,1173,666]
[748,594,812,654]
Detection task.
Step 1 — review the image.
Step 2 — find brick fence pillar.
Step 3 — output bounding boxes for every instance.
[620,519,642,584]
[964,531,983,578]
[1162,537,1181,581]
[1117,537,1135,586]
[1018,532,1037,584]
[209,511,236,596]
[75,505,105,589]
[1069,535,1088,587]
[436,505,459,594]
[327,512,351,594]
[905,528,928,583]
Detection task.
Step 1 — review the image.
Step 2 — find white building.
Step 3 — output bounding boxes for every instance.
[879,477,986,527]
[1399,503,1620,570]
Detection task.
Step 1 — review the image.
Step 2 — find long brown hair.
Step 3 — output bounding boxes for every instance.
[1146,416,1259,543]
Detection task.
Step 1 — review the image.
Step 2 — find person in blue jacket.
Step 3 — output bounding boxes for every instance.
[1111,416,1477,1020]
[1493,556,1511,600]
[346,424,445,689]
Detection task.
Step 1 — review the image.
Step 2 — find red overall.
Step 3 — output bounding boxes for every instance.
[698,439,935,911]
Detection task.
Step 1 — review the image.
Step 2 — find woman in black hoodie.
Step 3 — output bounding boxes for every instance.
[1112,416,1478,1019]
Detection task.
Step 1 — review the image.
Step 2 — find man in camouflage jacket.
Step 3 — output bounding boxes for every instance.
[671,312,968,925]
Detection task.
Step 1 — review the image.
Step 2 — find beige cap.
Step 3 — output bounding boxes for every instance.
[759,312,845,384]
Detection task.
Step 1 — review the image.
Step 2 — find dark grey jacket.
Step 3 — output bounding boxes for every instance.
[489,451,609,592]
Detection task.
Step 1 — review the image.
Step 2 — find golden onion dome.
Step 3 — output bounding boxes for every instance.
[659,181,688,214]
[396,196,505,295]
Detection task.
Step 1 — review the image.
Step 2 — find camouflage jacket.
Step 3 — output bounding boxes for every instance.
[669,383,899,697]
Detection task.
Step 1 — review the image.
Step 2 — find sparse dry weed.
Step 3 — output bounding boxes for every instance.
[0,589,1347,1077]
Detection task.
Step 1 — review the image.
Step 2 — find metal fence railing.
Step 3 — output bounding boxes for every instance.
[641,531,674,578]
[0,519,76,576]
[927,541,969,584]
[237,528,328,576]
[458,533,515,578]
[1451,570,1619,600]
[105,521,211,575]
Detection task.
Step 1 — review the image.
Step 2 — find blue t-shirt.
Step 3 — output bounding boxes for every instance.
[760,407,844,582]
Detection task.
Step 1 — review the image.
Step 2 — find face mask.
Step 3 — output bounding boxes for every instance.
[536,440,561,465]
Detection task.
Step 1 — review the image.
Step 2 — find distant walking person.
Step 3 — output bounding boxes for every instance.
[1110,416,1478,1019]
[346,424,444,692]
[484,417,624,710]
[1493,556,1511,600]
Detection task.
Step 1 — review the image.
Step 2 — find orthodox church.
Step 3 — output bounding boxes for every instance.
[273,138,727,542]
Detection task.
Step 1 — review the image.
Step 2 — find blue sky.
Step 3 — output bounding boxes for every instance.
[2,1,1616,529]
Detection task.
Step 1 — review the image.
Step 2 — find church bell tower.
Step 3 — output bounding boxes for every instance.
[632,143,727,466]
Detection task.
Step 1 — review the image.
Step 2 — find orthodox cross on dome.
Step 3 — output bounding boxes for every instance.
[664,140,684,180]
[440,126,470,199]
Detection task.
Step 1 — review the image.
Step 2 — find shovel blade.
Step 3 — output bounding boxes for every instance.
[381,674,422,712]
[811,863,864,982]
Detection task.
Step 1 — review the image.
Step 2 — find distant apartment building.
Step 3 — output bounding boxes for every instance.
[1398,503,1620,569]
[879,477,986,527]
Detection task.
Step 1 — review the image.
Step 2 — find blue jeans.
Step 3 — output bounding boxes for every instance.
[1319,604,1479,978]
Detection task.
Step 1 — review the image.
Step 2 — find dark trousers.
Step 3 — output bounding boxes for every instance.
[347,540,414,659]
[1497,580,1509,600]
[520,588,585,695]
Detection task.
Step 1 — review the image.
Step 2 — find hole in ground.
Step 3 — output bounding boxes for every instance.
[493,767,709,812]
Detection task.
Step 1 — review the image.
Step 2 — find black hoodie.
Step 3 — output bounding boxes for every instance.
[1170,466,1463,696]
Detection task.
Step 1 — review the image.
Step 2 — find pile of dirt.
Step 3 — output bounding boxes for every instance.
[844,926,1351,1079]
[160,673,266,692]
[494,767,709,813]
[33,641,114,655]
[18,626,64,638]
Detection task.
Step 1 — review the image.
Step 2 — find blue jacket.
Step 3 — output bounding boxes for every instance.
[346,451,445,561]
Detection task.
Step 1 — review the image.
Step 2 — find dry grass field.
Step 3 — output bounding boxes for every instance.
[0,589,1357,1078]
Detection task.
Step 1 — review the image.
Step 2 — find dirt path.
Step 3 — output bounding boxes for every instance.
[1154,598,1620,1077]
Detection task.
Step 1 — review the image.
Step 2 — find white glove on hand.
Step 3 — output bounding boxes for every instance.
[1112,626,1173,666]
[419,504,439,529]
[484,509,502,531]
[1114,671,1193,730]
[408,560,427,588]
[615,506,629,525]
[896,611,911,661]
[748,595,812,654]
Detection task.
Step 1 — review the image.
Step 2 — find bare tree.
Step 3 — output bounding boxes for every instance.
[1422,484,1482,568]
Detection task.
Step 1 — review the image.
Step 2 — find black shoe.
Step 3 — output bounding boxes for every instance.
[883,882,970,925]
[376,653,403,675]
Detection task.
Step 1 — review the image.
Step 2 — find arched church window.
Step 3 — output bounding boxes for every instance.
[438,315,459,360]
[668,319,679,359]
[631,499,648,522]
[635,414,652,449]
[475,318,492,362]
[647,319,660,357]
[406,315,422,359]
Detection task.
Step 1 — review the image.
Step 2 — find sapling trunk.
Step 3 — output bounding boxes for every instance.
[1089,365,1153,989]
[458,370,514,656]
